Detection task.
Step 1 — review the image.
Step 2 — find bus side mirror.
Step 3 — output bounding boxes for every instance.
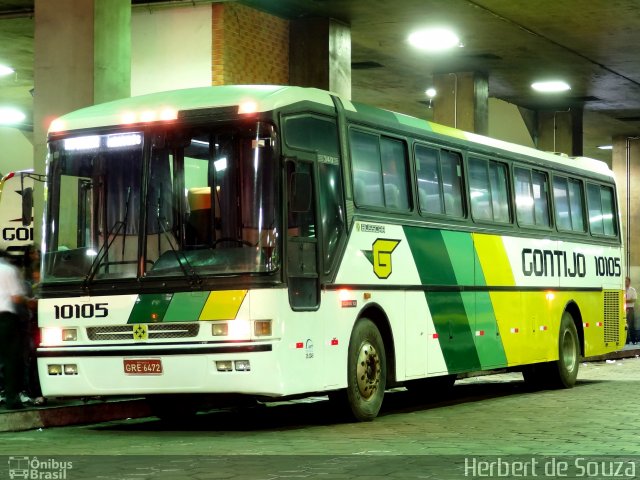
[21,186,33,226]
[289,172,311,212]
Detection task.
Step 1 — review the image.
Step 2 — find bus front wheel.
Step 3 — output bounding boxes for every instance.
[342,318,387,421]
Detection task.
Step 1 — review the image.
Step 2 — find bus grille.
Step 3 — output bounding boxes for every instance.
[603,290,620,343]
[86,323,200,341]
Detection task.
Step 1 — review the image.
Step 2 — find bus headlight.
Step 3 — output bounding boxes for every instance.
[41,327,62,345]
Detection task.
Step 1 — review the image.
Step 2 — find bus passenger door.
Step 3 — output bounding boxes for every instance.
[286,160,320,310]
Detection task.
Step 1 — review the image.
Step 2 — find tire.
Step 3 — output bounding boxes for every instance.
[522,311,580,389]
[550,311,581,388]
[343,318,387,421]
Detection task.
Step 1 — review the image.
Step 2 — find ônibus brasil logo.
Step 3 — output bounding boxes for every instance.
[8,456,73,479]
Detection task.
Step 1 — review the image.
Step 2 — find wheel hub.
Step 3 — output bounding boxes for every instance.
[356,341,380,400]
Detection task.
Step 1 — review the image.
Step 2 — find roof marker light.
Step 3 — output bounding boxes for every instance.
[49,118,65,132]
[121,111,137,124]
[159,108,178,121]
[140,110,157,122]
[238,101,258,114]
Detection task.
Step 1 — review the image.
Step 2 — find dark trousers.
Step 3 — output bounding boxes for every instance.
[626,307,636,343]
[0,311,24,406]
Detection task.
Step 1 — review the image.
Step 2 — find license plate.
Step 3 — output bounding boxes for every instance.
[123,358,163,375]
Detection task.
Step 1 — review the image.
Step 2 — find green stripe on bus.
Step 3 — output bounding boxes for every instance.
[164,291,209,322]
[128,293,173,324]
[473,248,508,369]
[404,226,481,373]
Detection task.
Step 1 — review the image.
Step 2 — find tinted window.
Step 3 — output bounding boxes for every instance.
[514,167,550,227]
[469,157,510,223]
[284,115,339,157]
[587,183,617,236]
[416,145,463,217]
[350,129,410,211]
[553,176,585,232]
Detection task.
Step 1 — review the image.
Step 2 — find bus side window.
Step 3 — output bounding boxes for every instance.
[350,130,384,207]
[515,167,551,228]
[416,145,442,214]
[554,176,585,232]
[587,183,617,236]
[380,137,410,210]
[469,157,509,223]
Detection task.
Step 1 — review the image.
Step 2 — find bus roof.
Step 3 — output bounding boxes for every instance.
[50,85,613,179]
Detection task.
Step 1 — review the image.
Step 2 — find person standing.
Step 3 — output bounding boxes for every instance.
[625,276,637,345]
[0,252,27,409]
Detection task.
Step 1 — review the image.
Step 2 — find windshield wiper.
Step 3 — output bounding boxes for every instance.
[156,193,202,288]
[83,186,131,289]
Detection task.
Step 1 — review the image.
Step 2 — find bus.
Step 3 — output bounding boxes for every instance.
[37,85,625,421]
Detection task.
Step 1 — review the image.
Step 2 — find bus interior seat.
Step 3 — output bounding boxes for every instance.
[384,183,400,209]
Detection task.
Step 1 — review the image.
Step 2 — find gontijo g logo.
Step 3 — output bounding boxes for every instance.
[362,238,401,279]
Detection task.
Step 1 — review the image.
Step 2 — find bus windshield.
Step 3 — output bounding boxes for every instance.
[42,121,280,283]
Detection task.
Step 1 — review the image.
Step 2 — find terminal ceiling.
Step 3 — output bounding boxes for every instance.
[1,0,640,162]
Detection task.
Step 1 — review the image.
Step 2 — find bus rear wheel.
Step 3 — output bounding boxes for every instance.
[341,318,386,421]
[522,311,580,389]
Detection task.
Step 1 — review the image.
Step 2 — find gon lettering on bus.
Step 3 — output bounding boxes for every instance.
[521,248,586,278]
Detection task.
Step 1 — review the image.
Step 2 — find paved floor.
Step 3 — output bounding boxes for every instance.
[0,355,639,479]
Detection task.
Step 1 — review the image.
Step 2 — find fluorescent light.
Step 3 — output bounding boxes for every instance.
[0,107,26,124]
[531,80,571,92]
[597,145,613,150]
[0,65,14,77]
[408,28,461,52]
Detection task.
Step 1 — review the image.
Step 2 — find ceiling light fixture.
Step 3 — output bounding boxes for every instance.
[425,87,437,98]
[597,145,613,150]
[531,80,571,93]
[0,107,26,125]
[0,65,15,77]
[408,27,461,52]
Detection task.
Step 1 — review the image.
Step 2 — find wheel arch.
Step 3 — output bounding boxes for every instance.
[356,303,397,385]
[564,300,584,357]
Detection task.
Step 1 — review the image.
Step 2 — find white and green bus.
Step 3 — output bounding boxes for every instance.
[37,85,625,421]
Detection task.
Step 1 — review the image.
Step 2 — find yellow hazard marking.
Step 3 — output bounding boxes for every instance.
[200,290,248,320]
[133,324,148,341]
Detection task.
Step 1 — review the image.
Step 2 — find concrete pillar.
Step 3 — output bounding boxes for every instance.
[612,136,640,282]
[536,107,583,156]
[33,0,131,245]
[432,72,488,135]
[212,3,289,86]
[289,17,351,99]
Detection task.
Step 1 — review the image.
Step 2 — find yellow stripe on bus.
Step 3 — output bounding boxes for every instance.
[472,233,515,286]
[200,290,248,320]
